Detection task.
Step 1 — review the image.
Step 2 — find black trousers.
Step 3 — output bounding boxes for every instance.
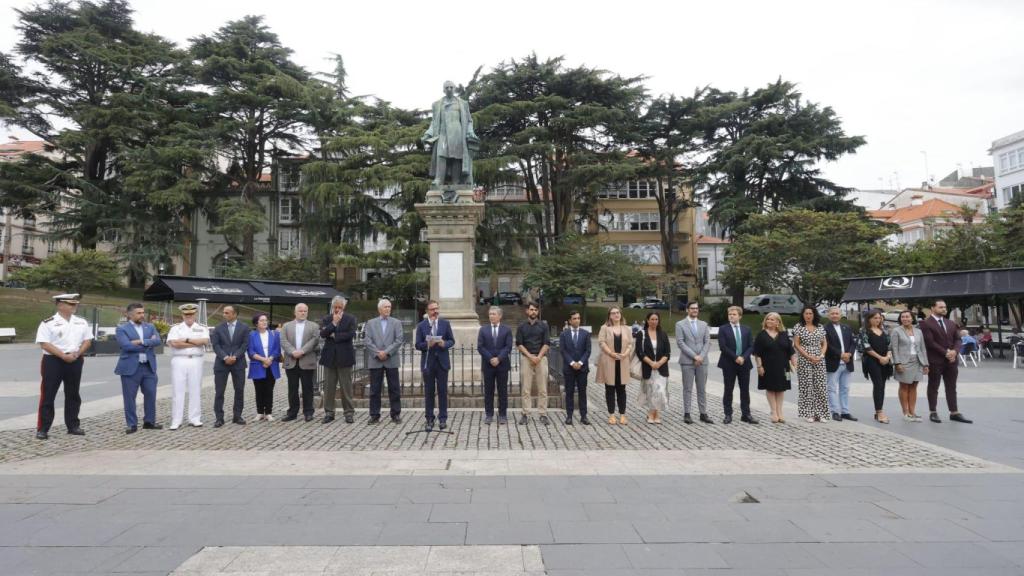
[214,367,246,421]
[564,369,588,417]
[369,367,401,418]
[37,355,83,433]
[286,367,315,417]
[253,376,276,415]
[605,384,626,414]
[865,357,888,411]
[722,366,752,417]
[483,365,509,417]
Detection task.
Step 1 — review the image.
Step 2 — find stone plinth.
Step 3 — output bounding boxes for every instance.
[415,185,485,347]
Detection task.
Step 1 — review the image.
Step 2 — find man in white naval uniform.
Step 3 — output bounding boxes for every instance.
[165,303,210,429]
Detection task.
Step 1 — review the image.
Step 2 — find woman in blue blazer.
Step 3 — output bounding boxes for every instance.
[248,313,281,421]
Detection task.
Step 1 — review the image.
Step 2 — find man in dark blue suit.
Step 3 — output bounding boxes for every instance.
[559,311,591,425]
[210,305,251,427]
[717,305,757,424]
[415,300,456,431]
[477,305,513,425]
[114,303,163,434]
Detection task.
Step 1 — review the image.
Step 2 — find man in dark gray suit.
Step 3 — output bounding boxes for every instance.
[210,305,250,427]
[365,298,404,424]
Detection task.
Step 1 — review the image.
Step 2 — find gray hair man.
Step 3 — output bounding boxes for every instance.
[281,303,320,422]
[478,305,513,424]
[364,298,404,424]
[319,295,357,423]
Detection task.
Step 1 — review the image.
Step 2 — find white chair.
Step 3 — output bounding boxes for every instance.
[959,343,979,368]
[1014,342,1024,369]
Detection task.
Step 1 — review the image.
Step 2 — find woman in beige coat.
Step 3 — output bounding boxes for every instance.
[595,307,634,425]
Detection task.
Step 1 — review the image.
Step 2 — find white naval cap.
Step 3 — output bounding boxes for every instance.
[53,293,81,304]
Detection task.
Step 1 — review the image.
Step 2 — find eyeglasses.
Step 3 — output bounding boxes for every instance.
[427,308,439,312]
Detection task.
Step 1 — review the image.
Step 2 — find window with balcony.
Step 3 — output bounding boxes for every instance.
[598,212,660,231]
[21,234,33,255]
[598,180,656,199]
[47,238,58,254]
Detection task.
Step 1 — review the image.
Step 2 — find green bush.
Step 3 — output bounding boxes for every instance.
[707,301,732,327]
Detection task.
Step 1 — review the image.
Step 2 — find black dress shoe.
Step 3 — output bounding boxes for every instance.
[565,416,574,425]
[539,415,549,425]
[142,422,163,430]
[368,416,381,424]
[498,416,508,425]
[233,417,247,425]
[125,426,138,434]
[213,419,225,428]
[67,427,85,436]
[950,413,973,424]
[281,414,298,422]
[699,414,714,424]
[439,420,447,430]
[485,415,494,425]
[425,420,434,432]
[35,430,48,440]
[929,412,942,423]
[683,414,694,425]
[580,416,591,425]
[832,412,842,422]
[344,414,354,423]
[323,414,335,424]
[518,414,528,425]
[723,415,733,424]
[841,413,858,421]
[740,415,758,424]
[304,414,313,422]
[391,415,402,424]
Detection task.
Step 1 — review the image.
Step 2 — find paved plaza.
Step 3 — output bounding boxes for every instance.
[1,342,1023,574]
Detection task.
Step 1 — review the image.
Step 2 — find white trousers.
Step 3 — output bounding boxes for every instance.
[171,356,204,426]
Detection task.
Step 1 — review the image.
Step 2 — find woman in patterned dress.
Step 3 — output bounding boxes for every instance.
[793,306,830,422]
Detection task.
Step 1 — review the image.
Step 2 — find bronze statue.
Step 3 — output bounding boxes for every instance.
[422,80,479,188]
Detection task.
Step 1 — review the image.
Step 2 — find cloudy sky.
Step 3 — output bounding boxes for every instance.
[2,0,1022,191]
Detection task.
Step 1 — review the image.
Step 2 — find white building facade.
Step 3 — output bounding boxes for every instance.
[991,129,1024,210]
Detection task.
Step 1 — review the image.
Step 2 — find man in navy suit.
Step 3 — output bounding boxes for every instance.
[415,300,456,431]
[825,307,858,422]
[477,306,513,425]
[718,305,757,424]
[210,305,251,427]
[559,310,591,425]
[114,303,163,434]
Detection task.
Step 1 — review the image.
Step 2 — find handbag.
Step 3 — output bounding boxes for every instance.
[650,372,669,412]
[629,330,644,380]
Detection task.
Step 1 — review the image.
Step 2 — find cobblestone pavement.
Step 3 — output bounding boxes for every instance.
[0,384,997,472]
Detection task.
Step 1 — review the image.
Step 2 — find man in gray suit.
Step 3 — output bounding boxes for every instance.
[280,303,320,422]
[210,305,250,427]
[365,298,404,424]
[676,301,713,424]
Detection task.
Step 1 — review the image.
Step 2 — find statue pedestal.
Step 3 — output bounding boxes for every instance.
[415,186,485,347]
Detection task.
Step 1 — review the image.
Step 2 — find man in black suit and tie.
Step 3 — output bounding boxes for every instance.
[559,311,591,425]
[824,307,858,422]
[718,306,757,424]
[210,305,251,427]
[319,295,357,424]
[477,306,513,425]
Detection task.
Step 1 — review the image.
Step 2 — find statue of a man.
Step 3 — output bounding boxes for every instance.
[422,80,479,187]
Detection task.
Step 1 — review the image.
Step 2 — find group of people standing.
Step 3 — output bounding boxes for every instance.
[33,292,972,440]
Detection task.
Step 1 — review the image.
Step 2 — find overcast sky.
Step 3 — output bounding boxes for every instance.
[2,0,1022,191]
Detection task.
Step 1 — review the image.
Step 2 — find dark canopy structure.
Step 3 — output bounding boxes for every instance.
[144,275,344,305]
[841,268,1024,303]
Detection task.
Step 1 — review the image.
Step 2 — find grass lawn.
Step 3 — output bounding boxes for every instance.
[0,287,146,342]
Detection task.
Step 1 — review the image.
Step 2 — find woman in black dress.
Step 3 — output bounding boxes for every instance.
[860,311,893,424]
[754,312,797,423]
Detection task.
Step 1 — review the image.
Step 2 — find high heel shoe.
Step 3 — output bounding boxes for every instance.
[874,413,890,424]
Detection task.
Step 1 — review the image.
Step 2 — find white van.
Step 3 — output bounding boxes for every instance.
[744,294,805,315]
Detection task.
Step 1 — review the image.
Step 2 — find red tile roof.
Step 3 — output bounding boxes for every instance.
[0,139,47,159]
[696,234,730,244]
[868,199,964,224]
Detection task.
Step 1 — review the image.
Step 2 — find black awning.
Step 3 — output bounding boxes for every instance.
[250,281,343,304]
[841,268,1024,302]
[145,276,272,304]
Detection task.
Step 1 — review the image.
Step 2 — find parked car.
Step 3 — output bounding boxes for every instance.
[493,291,522,305]
[628,297,669,310]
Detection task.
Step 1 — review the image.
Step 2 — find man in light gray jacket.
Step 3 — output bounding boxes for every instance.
[676,301,713,424]
[281,303,320,422]
[364,298,404,424]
